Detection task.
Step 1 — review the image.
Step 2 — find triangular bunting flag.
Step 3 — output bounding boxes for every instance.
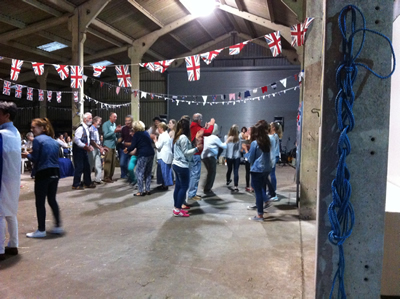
[83,75,88,82]
[280,79,287,88]
[185,55,200,81]
[93,65,106,77]
[54,65,69,80]
[32,62,44,76]
[10,59,23,81]
[200,48,223,65]
[115,65,132,87]
[202,95,207,103]
[139,62,155,72]
[116,87,120,95]
[15,85,23,98]
[27,87,33,101]
[154,59,175,73]
[229,41,249,55]
[70,66,83,88]
[264,31,282,57]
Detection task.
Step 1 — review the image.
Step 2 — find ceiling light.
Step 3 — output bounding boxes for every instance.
[91,60,114,67]
[180,0,218,17]
[37,41,68,52]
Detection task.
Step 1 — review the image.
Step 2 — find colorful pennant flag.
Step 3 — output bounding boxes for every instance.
[2,81,11,96]
[229,41,249,55]
[27,87,33,101]
[10,59,23,81]
[271,83,277,89]
[244,90,251,98]
[70,66,83,88]
[93,65,106,77]
[200,49,223,65]
[202,95,207,103]
[141,92,147,98]
[185,55,201,81]
[47,91,52,102]
[302,17,315,44]
[139,62,155,72]
[264,31,282,57]
[280,78,287,88]
[57,91,62,103]
[115,65,132,87]
[261,86,268,93]
[15,85,23,98]
[32,62,44,76]
[154,59,175,73]
[54,65,69,80]
[38,89,44,101]
[116,87,120,95]
[73,91,78,102]
[229,93,235,101]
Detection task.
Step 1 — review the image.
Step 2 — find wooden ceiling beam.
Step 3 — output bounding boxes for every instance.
[127,0,164,28]
[235,0,257,38]
[22,0,63,17]
[266,0,275,23]
[87,28,124,47]
[196,20,214,40]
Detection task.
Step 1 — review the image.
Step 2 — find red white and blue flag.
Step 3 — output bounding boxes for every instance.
[185,55,201,82]
[139,62,155,72]
[10,59,23,81]
[291,23,303,47]
[2,81,11,96]
[57,91,62,103]
[32,62,44,76]
[38,89,44,101]
[54,65,69,80]
[15,84,23,98]
[154,59,175,73]
[27,87,33,101]
[229,41,249,55]
[93,65,106,77]
[302,17,315,44]
[264,31,282,57]
[115,65,132,87]
[47,91,52,102]
[73,91,78,102]
[200,48,223,65]
[70,66,83,88]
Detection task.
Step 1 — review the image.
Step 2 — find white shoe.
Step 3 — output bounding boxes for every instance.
[50,227,64,234]
[26,230,46,238]
[270,196,279,202]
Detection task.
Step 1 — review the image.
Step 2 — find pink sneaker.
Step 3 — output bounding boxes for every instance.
[173,209,189,217]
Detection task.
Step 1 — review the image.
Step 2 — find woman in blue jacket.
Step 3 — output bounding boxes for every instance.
[22,118,63,237]
[244,122,272,221]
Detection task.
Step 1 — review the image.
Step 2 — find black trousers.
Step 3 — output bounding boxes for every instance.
[73,147,92,187]
[202,156,217,192]
[34,177,60,231]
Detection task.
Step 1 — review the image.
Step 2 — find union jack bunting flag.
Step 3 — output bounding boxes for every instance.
[93,66,106,77]
[73,91,78,102]
[229,41,249,55]
[139,62,155,72]
[38,89,44,101]
[70,66,83,88]
[54,65,69,80]
[154,60,175,73]
[3,81,11,96]
[185,55,200,82]
[302,17,315,44]
[57,92,62,103]
[32,62,44,76]
[15,85,23,98]
[10,59,23,81]
[47,91,52,102]
[27,87,33,101]
[264,31,282,57]
[200,48,223,65]
[115,65,132,87]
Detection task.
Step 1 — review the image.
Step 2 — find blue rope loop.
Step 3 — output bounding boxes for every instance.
[329,5,396,299]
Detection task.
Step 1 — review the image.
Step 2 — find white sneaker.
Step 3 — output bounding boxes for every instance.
[26,230,46,238]
[270,196,279,202]
[50,227,64,234]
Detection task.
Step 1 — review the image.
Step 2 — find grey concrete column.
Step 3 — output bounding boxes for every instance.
[298,0,324,220]
[128,46,141,121]
[316,1,393,297]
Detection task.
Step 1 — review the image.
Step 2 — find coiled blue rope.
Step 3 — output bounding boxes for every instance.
[329,5,396,299]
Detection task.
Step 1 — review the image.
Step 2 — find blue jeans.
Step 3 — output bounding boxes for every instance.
[251,172,269,216]
[118,148,130,179]
[270,156,279,191]
[173,165,190,209]
[188,155,201,198]
[226,158,240,187]
[35,176,60,231]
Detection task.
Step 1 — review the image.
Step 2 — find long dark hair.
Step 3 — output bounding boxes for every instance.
[253,122,270,152]
[173,118,191,144]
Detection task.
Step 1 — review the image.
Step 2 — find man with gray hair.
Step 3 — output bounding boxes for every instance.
[72,112,96,190]
[102,112,121,183]
[89,116,106,184]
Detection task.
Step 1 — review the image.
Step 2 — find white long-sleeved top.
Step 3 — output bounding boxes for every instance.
[155,131,173,164]
[201,135,227,159]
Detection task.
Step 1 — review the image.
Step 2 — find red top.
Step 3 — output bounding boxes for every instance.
[190,121,214,155]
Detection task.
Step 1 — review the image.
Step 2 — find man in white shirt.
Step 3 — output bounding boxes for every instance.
[72,112,95,190]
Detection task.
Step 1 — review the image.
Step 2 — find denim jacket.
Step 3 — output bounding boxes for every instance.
[172,135,198,168]
[27,134,59,172]
[244,140,271,173]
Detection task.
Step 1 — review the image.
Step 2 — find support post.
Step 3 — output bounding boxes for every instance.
[36,66,49,118]
[316,1,393,297]
[128,45,141,120]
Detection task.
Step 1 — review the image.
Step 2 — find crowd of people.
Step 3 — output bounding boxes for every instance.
[0,100,283,260]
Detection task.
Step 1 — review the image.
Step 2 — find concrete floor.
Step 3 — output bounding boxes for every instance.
[1,163,316,299]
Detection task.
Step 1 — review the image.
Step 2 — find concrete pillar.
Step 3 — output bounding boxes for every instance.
[298,0,324,220]
[316,1,393,297]
[36,67,49,118]
[128,45,142,121]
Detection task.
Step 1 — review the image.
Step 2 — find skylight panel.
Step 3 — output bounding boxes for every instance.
[37,41,68,52]
[91,60,114,67]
